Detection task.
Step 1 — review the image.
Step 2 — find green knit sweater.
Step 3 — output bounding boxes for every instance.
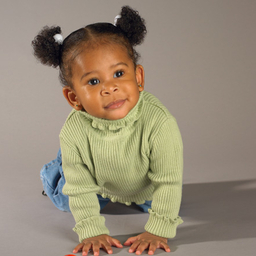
[60,91,183,242]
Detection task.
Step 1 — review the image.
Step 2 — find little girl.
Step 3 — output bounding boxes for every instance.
[32,6,183,256]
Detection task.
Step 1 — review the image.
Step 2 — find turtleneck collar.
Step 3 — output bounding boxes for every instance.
[78,91,144,131]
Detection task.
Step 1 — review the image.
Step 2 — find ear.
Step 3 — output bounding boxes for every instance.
[62,86,83,110]
[135,65,145,92]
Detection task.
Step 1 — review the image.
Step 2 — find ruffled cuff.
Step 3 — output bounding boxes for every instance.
[73,215,110,242]
[144,209,183,238]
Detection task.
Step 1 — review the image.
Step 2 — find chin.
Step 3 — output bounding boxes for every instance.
[109,115,126,120]
[107,111,129,120]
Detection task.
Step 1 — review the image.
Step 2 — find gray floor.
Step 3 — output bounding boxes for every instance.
[1,0,256,255]
[1,176,256,256]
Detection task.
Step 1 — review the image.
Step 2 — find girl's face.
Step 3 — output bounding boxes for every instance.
[63,44,144,120]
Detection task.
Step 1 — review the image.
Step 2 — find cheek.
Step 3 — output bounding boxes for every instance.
[78,87,95,101]
[80,88,101,111]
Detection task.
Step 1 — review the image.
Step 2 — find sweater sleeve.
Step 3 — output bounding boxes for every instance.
[145,117,183,238]
[60,137,110,242]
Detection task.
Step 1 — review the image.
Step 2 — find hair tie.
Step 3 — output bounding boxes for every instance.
[114,15,121,26]
[53,34,63,44]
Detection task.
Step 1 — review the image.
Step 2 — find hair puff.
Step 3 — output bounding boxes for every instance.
[32,26,62,68]
[116,6,147,46]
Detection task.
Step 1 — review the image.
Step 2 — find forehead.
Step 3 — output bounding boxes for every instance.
[72,43,133,73]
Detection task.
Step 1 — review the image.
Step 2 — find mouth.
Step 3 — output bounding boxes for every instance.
[104,99,126,109]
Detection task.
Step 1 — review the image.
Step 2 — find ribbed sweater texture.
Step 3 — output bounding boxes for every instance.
[59,91,183,242]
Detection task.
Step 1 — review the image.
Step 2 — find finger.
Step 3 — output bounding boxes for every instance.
[135,241,149,255]
[159,242,171,252]
[82,243,92,256]
[73,243,84,253]
[124,236,137,246]
[101,242,113,254]
[109,238,123,248]
[148,241,159,255]
[128,240,141,253]
[92,242,101,256]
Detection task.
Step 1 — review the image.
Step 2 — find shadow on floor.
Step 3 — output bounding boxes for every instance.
[170,179,256,247]
[97,179,256,252]
[100,202,146,215]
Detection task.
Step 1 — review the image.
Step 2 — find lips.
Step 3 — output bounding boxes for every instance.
[104,99,126,109]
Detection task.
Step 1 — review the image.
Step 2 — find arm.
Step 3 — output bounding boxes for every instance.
[60,137,109,242]
[145,117,183,238]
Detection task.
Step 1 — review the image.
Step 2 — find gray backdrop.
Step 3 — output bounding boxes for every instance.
[1,1,255,256]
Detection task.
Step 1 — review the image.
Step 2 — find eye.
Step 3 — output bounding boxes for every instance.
[88,78,100,86]
[114,70,124,78]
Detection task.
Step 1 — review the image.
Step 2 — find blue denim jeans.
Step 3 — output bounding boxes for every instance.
[40,149,152,212]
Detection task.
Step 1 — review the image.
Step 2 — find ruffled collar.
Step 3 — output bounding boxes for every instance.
[78,91,144,131]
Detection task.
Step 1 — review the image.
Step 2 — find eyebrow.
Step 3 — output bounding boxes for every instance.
[111,62,129,68]
[80,62,129,82]
[80,71,95,82]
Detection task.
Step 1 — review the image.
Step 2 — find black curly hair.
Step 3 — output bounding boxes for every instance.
[32,6,146,88]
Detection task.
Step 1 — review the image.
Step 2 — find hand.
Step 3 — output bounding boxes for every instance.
[124,231,170,255]
[73,234,123,256]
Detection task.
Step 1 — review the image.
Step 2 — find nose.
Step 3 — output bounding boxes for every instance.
[101,84,119,96]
